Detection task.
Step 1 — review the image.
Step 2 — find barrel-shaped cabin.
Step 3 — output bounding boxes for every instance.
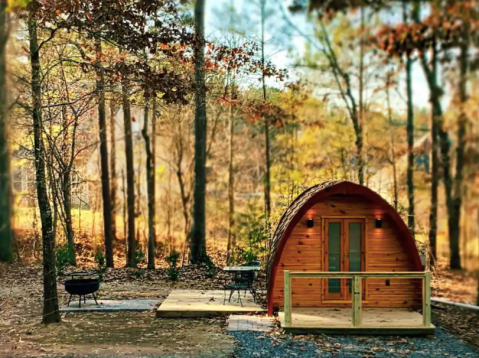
[267,181,433,334]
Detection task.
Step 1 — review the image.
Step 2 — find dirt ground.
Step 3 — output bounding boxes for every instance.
[0,263,237,358]
[431,259,478,305]
[1,312,234,357]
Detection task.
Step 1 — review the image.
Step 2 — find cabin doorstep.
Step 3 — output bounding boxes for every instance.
[266,181,434,335]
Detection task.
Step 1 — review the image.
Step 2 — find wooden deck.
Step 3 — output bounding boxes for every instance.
[279,308,435,335]
[156,290,264,318]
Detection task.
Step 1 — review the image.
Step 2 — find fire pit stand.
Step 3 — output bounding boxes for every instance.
[65,272,100,308]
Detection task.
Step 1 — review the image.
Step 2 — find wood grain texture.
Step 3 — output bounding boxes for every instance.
[278,308,435,335]
[271,195,422,309]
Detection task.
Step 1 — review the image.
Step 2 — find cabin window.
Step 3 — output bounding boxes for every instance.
[328,222,341,293]
[349,222,362,272]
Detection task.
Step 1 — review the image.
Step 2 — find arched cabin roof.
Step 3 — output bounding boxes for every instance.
[266,181,422,312]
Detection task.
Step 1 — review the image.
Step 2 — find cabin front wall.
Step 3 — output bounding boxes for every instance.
[272,194,422,309]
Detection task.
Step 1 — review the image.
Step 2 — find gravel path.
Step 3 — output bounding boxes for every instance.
[230,328,479,358]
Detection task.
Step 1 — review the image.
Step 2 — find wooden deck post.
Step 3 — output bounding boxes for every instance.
[423,271,431,327]
[284,270,291,326]
[352,275,362,327]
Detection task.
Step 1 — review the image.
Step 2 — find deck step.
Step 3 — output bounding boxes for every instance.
[278,308,435,336]
[156,290,265,318]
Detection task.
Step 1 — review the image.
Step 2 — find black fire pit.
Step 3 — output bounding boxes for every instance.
[65,272,100,308]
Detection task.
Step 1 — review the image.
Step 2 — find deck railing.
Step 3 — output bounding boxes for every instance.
[283,271,432,328]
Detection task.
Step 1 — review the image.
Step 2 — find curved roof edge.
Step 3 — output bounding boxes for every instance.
[266,181,422,314]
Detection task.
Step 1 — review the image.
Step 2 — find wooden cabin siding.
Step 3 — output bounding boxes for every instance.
[271,195,421,309]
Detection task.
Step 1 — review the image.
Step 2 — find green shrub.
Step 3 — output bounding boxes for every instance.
[94,250,108,281]
[133,249,146,268]
[166,251,180,281]
[230,211,269,265]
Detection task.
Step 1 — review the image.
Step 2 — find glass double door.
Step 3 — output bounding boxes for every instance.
[324,218,365,301]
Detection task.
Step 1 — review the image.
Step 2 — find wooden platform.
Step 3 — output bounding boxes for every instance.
[156,290,264,318]
[279,308,435,335]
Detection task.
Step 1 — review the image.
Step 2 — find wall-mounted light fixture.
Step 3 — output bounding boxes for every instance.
[375,218,383,228]
[306,218,314,228]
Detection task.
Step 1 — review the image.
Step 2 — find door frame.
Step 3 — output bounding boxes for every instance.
[321,216,367,303]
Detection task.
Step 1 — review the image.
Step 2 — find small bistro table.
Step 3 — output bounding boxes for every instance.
[222,266,261,306]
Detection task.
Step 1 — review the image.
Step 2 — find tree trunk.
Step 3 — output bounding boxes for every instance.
[447,25,469,271]
[176,166,190,250]
[386,73,398,210]
[96,39,114,268]
[59,63,76,265]
[110,100,117,242]
[392,158,398,210]
[404,2,415,237]
[135,157,141,247]
[357,5,365,186]
[152,99,157,245]
[28,17,60,324]
[226,102,235,262]
[122,74,136,267]
[426,45,440,266]
[260,0,271,222]
[0,0,12,263]
[175,120,190,253]
[122,169,127,249]
[406,54,415,236]
[412,2,440,266]
[142,98,155,269]
[63,171,75,264]
[190,0,208,264]
[45,118,58,244]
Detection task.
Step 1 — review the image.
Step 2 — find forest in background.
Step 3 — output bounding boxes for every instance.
[1,0,479,324]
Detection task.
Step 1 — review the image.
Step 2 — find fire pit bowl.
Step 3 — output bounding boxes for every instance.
[65,279,100,296]
[64,272,100,308]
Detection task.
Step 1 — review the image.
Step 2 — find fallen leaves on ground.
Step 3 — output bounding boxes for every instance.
[432,258,478,305]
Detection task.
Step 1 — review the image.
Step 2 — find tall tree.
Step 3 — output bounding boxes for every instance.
[378,0,475,269]
[427,47,440,266]
[122,72,136,267]
[190,0,209,264]
[404,2,415,238]
[446,15,470,271]
[28,11,60,324]
[226,2,236,261]
[412,1,468,269]
[58,61,78,266]
[0,0,12,263]
[95,39,114,268]
[357,4,365,186]
[285,2,365,184]
[260,0,271,221]
[226,83,235,260]
[142,97,156,269]
[406,1,441,265]
[110,100,118,242]
[385,72,398,210]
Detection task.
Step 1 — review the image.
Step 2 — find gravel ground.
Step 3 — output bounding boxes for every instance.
[9,329,479,358]
[230,328,479,358]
